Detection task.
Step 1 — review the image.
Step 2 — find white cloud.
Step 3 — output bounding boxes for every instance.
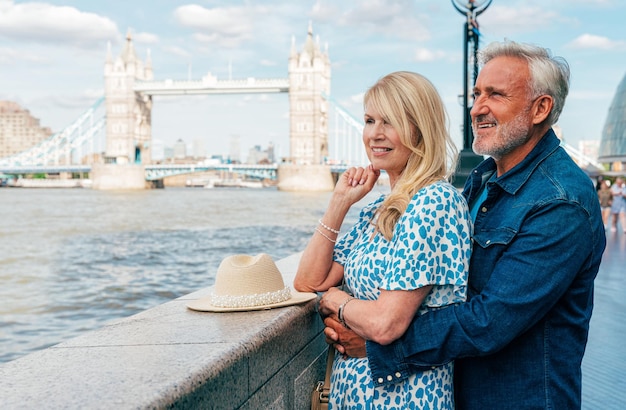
[414,47,447,62]
[174,5,270,47]
[479,5,566,35]
[566,34,626,50]
[133,32,159,45]
[260,59,277,67]
[0,46,48,64]
[0,0,119,47]
[311,0,430,41]
[163,45,192,59]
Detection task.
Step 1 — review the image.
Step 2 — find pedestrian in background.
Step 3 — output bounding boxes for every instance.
[598,179,613,227]
[609,176,626,232]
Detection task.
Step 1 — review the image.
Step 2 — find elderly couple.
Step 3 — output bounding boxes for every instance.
[294,40,606,409]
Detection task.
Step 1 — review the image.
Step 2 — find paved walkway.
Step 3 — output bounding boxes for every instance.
[581,229,626,409]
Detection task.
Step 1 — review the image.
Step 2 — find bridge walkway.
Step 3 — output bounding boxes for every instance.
[582,229,626,409]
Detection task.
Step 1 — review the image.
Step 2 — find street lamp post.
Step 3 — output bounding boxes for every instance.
[451,0,492,187]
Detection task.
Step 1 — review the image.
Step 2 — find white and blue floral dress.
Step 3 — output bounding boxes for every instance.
[331,180,472,409]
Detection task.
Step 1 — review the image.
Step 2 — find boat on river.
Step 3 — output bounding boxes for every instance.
[205,178,264,189]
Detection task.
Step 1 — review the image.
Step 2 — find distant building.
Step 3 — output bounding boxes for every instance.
[229,135,241,163]
[246,142,276,164]
[579,140,600,161]
[173,138,187,159]
[599,71,626,172]
[163,146,174,161]
[267,141,276,163]
[0,101,53,159]
[191,138,206,159]
[246,145,268,164]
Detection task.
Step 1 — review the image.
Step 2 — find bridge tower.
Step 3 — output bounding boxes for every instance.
[278,23,334,191]
[287,22,331,165]
[103,31,153,165]
[92,32,154,189]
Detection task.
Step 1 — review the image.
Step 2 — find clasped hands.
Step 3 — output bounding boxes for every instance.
[319,287,367,358]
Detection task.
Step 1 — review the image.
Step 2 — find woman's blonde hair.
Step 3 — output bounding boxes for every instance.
[364,71,457,240]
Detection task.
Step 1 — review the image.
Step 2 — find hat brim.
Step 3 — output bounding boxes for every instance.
[186,290,317,312]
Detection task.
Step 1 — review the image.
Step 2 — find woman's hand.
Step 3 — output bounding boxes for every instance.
[318,286,350,317]
[333,165,380,206]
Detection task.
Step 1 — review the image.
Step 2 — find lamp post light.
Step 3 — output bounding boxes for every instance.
[451,0,492,187]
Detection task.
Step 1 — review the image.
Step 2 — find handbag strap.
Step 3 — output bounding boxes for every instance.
[322,346,335,390]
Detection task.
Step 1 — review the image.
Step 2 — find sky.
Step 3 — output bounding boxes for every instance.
[0,0,625,161]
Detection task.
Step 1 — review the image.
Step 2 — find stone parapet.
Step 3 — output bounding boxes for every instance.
[277,164,334,192]
[0,253,328,409]
[91,163,148,190]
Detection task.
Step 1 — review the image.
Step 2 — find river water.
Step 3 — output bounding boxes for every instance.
[0,186,383,364]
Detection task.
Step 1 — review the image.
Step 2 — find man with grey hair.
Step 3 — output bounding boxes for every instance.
[323,40,606,409]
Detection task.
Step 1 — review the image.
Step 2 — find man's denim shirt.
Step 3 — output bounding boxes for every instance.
[366,130,606,409]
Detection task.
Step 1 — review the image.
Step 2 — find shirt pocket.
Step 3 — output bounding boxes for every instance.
[470,228,517,293]
[472,227,517,249]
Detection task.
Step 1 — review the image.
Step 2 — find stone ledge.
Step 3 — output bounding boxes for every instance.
[0,253,328,409]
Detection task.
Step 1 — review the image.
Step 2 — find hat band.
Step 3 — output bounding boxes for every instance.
[210,287,291,308]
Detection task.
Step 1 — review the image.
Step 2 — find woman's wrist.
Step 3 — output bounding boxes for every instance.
[337,296,355,329]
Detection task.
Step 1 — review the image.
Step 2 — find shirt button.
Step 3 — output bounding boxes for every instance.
[387,375,393,381]
[486,240,491,245]
[395,372,402,378]
[481,206,488,212]
[378,378,384,384]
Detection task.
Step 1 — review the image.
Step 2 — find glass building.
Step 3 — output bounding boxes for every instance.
[598,72,626,171]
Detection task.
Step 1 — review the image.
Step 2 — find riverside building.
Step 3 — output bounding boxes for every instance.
[0,101,52,159]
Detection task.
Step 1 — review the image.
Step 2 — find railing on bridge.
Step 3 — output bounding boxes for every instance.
[134,75,290,96]
[145,163,278,181]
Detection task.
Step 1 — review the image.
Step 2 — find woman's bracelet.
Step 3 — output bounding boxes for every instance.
[338,296,355,328]
[315,227,336,243]
[318,219,340,234]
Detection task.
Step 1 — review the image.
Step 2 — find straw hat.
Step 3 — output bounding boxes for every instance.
[186,253,317,312]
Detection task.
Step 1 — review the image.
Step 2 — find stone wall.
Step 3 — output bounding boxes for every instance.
[0,253,329,409]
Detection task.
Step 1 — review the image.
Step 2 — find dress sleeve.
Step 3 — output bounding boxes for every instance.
[333,195,383,266]
[380,183,472,307]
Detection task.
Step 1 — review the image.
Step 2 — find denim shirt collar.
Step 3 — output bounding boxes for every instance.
[464,129,560,202]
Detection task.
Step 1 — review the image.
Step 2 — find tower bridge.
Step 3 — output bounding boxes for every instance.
[0,23,365,190]
[94,22,338,190]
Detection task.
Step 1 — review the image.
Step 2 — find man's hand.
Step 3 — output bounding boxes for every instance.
[324,316,367,358]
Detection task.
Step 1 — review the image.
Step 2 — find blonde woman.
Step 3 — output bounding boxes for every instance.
[294,71,472,409]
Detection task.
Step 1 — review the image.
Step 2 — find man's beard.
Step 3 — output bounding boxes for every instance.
[472,110,532,160]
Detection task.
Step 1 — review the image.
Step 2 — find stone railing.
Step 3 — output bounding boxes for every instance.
[0,253,328,409]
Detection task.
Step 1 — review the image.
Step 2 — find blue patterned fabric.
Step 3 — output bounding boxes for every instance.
[330,180,472,409]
